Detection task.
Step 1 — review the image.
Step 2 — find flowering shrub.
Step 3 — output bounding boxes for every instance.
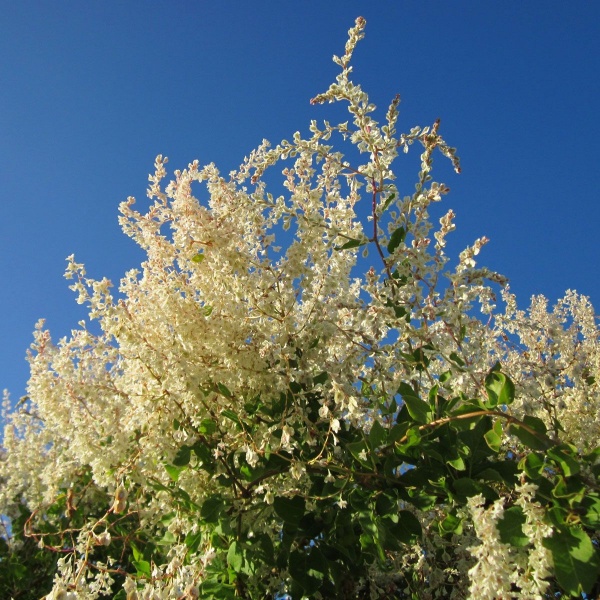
[1,17,599,599]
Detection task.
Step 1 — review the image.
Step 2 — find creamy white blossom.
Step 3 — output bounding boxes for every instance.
[1,16,597,600]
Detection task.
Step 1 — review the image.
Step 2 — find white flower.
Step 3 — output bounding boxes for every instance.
[290,461,306,480]
[280,425,295,451]
[95,531,111,546]
[1,16,596,599]
[201,546,216,566]
[245,445,259,468]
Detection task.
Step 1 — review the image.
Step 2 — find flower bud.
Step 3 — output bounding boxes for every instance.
[112,486,128,513]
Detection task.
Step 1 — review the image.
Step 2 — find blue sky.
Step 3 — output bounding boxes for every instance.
[1,2,599,402]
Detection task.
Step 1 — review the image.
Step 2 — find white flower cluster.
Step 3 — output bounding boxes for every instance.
[467,480,553,599]
[495,288,600,450]
[1,16,597,599]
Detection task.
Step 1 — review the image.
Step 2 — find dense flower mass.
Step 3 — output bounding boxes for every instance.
[1,17,599,600]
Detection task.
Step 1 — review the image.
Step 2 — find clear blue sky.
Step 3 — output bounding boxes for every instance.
[1,2,599,402]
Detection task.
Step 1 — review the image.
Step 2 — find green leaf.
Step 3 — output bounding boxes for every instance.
[201,495,224,523]
[334,238,364,251]
[450,399,487,417]
[255,533,275,564]
[273,496,306,527]
[368,420,388,449]
[548,506,568,528]
[547,445,580,477]
[439,370,452,384]
[395,426,422,453]
[428,384,440,409]
[385,297,410,320]
[164,463,185,482]
[453,478,498,502]
[220,409,241,428]
[288,549,326,594]
[447,454,466,471]
[388,422,409,444]
[405,346,432,371]
[347,440,371,467]
[398,383,432,424]
[192,253,205,263]
[497,506,528,547]
[449,352,465,367]
[518,452,545,479]
[543,528,600,596]
[483,420,503,452]
[191,442,215,475]
[509,422,551,451]
[238,462,253,481]
[227,541,244,572]
[387,226,406,254]
[580,494,600,528]
[313,371,329,385]
[378,396,397,417]
[389,510,422,544]
[199,419,217,435]
[160,512,175,525]
[485,370,515,407]
[185,531,203,552]
[476,465,518,485]
[375,492,398,518]
[553,476,586,504]
[244,395,263,415]
[133,560,152,578]
[380,192,396,213]
[173,445,191,467]
[130,541,142,562]
[201,579,237,600]
[217,383,232,398]
[439,513,463,535]
[157,530,177,546]
[522,415,547,435]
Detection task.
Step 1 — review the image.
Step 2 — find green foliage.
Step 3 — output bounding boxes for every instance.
[0,468,146,599]
[544,528,600,597]
[120,366,597,598]
[0,505,58,600]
